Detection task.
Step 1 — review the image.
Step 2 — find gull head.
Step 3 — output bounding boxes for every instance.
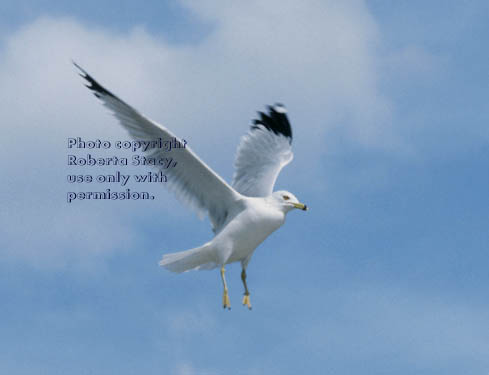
[272,190,308,213]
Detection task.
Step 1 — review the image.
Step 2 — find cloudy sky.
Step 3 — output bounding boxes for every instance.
[1,1,488,374]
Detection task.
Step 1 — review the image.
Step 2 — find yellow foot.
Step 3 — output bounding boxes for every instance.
[223,291,231,310]
[242,294,252,310]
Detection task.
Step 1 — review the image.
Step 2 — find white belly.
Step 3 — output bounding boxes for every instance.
[212,200,285,265]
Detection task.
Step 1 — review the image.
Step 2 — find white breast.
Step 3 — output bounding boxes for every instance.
[213,197,285,265]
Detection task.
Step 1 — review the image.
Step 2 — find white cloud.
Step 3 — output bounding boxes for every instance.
[0,1,395,268]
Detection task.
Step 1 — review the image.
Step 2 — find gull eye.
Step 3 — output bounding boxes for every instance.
[282,195,290,200]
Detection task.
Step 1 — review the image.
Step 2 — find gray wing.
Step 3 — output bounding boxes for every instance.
[232,104,293,197]
[75,63,242,232]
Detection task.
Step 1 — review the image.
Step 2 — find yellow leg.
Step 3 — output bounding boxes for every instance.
[221,266,231,310]
[241,269,252,310]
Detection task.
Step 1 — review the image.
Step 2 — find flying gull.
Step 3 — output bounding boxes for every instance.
[74,62,308,310]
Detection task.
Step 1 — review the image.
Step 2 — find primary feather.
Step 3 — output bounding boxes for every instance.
[74,62,243,233]
[232,104,293,197]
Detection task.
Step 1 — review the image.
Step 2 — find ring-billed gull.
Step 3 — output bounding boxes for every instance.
[75,63,308,310]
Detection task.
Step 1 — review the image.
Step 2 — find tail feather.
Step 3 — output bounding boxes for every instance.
[159,243,217,273]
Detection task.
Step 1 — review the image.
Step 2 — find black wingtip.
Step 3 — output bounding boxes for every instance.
[251,103,292,142]
[72,60,87,77]
[73,61,116,99]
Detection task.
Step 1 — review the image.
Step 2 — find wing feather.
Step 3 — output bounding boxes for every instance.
[75,63,242,232]
[232,104,293,197]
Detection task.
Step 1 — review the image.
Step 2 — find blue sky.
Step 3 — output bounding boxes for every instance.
[1,1,488,374]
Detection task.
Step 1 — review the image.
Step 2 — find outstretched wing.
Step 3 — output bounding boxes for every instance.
[232,104,293,197]
[74,62,242,232]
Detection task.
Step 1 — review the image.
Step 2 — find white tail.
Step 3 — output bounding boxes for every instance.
[159,243,217,273]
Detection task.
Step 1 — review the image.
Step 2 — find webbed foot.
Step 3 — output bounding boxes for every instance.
[242,293,252,310]
[223,290,231,310]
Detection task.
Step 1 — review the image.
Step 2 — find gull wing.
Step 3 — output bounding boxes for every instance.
[232,104,293,197]
[74,63,242,232]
